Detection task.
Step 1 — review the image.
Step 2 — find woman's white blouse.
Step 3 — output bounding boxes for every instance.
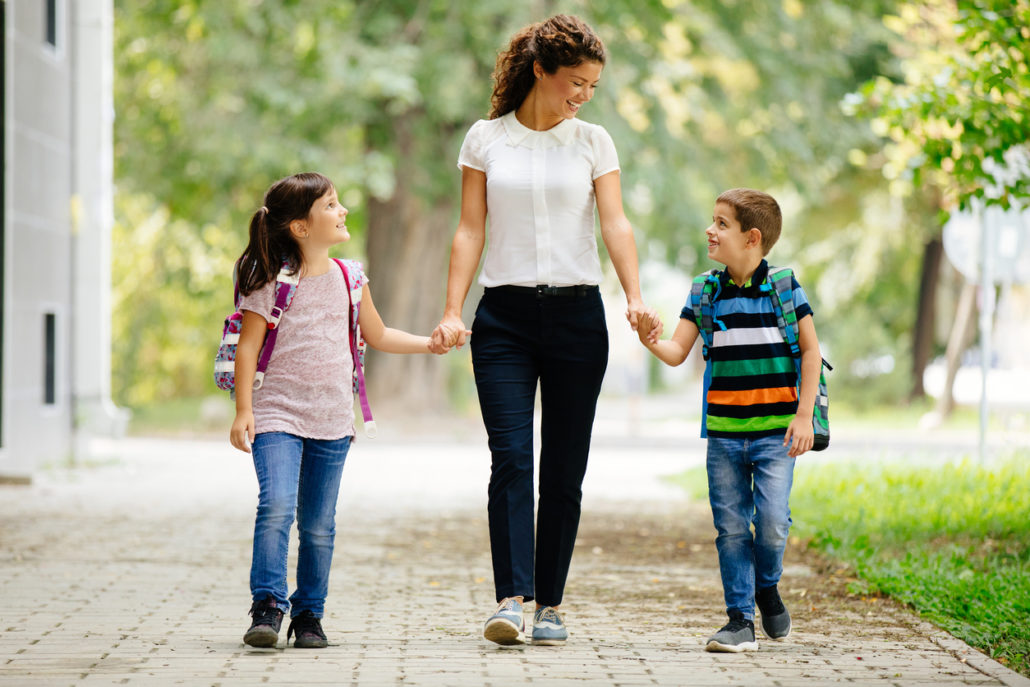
[457,111,620,288]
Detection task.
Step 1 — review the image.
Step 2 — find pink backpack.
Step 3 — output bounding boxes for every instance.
[213,258,375,436]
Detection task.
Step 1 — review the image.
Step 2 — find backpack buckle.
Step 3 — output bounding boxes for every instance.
[268,306,284,329]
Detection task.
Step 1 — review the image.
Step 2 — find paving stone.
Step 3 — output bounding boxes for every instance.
[1,434,1027,687]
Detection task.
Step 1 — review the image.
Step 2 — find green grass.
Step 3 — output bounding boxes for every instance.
[124,395,234,437]
[791,452,1030,675]
[667,452,1030,675]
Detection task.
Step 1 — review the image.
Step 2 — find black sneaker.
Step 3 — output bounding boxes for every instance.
[756,585,792,640]
[287,610,328,648]
[705,612,758,652]
[244,596,284,648]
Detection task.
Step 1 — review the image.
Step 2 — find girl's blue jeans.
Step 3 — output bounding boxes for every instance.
[706,435,795,621]
[249,432,351,618]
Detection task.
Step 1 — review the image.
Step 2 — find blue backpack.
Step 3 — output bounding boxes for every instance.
[688,266,830,450]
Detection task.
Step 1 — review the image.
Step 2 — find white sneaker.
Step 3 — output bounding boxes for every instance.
[483,598,525,645]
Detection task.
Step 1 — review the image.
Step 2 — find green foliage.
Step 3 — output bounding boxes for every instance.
[847,0,1030,210]
[112,0,914,406]
[111,192,236,405]
[793,453,1030,675]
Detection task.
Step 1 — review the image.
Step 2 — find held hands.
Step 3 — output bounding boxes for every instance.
[627,302,663,345]
[230,411,255,453]
[783,415,814,457]
[429,315,472,354]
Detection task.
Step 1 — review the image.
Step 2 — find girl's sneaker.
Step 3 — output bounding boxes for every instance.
[244,596,284,648]
[287,610,328,648]
[531,606,568,646]
[483,598,525,645]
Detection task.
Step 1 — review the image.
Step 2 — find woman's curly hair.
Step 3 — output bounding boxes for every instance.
[489,15,606,120]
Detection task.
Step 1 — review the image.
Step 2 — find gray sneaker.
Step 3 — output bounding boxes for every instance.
[483,598,525,645]
[705,613,758,652]
[757,585,792,640]
[531,606,568,646]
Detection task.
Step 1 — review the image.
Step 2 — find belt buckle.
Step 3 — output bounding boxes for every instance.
[536,285,558,298]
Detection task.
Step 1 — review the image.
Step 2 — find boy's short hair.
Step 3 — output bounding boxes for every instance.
[717,188,782,255]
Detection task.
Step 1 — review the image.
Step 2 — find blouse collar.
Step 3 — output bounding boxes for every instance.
[501,111,576,149]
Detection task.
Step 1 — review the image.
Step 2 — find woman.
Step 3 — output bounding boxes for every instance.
[430,14,659,646]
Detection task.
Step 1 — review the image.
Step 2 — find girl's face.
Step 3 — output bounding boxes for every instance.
[303,188,349,246]
[535,60,603,120]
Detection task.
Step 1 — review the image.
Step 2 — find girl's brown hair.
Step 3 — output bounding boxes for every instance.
[236,172,334,296]
[489,14,606,120]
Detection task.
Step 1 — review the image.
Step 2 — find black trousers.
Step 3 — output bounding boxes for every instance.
[471,285,609,606]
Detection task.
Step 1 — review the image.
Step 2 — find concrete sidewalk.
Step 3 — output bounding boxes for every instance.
[1,434,1026,686]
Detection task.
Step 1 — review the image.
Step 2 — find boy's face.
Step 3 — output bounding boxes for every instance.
[705,201,753,266]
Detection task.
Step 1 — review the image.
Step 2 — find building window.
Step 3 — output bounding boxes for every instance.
[45,0,58,49]
[44,313,56,405]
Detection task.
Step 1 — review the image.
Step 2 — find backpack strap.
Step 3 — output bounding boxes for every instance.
[761,266,800,357]
[335,259,376,437]
[689,269,722,438]
[253,265,300,390]
[689,270,723,360]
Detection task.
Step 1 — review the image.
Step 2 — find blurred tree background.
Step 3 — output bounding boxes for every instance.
[111,0,1029,419]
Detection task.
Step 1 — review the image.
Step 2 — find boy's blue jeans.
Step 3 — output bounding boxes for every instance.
[250,432,351,618]
[706,435,795,621]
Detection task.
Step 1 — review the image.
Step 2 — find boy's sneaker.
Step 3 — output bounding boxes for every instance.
[243,596,284,648]
[287,610,328,648]
[531,606,568,646]
[483,598,525,645]
[756,585,792,640]
[705,612,758,652]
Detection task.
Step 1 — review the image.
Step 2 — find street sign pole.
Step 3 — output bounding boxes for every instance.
[978,205,993,464]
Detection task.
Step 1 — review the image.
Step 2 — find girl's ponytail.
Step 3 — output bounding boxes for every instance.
[235,173,334,296]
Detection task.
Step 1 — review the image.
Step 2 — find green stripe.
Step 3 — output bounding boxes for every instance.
[714,357,796,377]
[706,414,795,433]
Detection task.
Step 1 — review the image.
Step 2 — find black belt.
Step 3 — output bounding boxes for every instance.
[488,284,599,298]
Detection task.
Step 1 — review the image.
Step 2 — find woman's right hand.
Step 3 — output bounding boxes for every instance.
[429,315,469,354]
[230,410,255,453]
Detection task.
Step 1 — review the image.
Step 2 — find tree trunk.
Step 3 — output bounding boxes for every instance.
[909,235,943,400]
[934,280,977,418]
[364,115,456,410]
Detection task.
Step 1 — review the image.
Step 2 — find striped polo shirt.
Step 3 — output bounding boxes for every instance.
[680,260,813,439]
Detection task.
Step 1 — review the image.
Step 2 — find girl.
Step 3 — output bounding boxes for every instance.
[430,15,660,646]
[230,172,437,649]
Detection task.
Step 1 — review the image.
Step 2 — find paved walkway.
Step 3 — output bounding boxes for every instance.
[1,427,1027,686]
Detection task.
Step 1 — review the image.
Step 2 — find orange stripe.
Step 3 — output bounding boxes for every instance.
[707,387,797,406]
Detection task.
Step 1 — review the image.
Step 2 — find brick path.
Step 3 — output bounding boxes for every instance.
[1,431,1026,687]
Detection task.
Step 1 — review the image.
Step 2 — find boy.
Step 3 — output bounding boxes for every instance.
[636,188,822,652]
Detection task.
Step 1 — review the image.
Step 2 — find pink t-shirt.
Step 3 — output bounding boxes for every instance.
[238,260,367,440]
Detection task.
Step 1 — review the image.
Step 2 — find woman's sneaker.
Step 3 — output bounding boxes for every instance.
[531,606,568,646]
[705,612,758,652]
[757,585,792,640]
[483,598,525,645]
[287,610,328,648]
[243,596,284,648]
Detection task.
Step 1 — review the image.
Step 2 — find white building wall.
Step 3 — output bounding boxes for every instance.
[1,0,117,481]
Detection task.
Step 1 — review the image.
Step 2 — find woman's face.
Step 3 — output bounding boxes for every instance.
[535,60,603,120]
